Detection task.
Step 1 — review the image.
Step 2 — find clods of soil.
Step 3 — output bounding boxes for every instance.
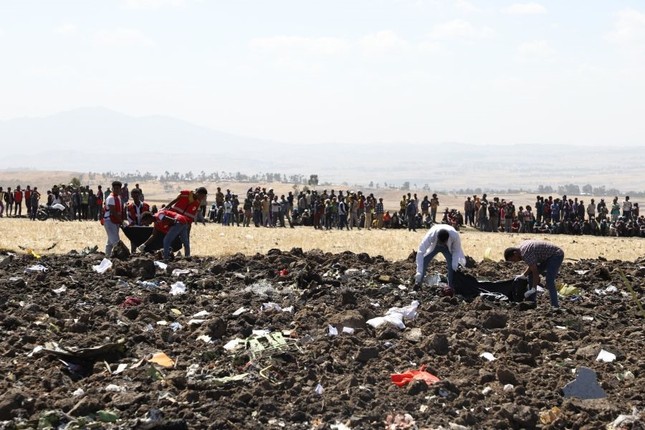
[0,247,644,429]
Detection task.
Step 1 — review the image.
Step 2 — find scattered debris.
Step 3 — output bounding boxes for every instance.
[562,367,607,399]
[391,366,440,387]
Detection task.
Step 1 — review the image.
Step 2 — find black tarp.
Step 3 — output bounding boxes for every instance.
[453,270,532,302]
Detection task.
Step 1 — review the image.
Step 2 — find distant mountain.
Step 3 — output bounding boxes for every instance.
[0,107,271,153]
[1,107,643,192]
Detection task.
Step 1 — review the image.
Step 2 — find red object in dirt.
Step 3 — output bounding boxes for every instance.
[391,366,440,387]
[122,296,142,308]
[440,287,455,297]
[278,269,289,277]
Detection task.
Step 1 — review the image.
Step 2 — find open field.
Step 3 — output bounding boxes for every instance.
[1,224,644,428]
[1,218,644,262]
[2,173,645,429]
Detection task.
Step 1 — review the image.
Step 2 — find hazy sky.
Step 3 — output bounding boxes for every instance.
[1,0,643,146]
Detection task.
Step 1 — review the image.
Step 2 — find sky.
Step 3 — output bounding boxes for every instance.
[1,0,644,146]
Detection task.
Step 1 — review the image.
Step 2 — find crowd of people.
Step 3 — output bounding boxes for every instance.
[0,182,146,221]
[202,187,645,238]
[1,182,644,238]
[204,187,444,231]
[461,194,644,237]
[0,181,639,298]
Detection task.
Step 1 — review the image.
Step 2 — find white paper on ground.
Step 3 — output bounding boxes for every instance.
[92,259,112,274]
[480,352,496,361]
[169,282,187,295]
[596,349,616,363]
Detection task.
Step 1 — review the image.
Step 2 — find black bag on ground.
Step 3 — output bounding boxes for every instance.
[453,270,530,302]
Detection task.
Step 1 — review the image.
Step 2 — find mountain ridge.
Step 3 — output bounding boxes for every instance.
[1,107,643,191]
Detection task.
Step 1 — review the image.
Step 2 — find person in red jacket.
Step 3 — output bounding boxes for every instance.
[126,188,150,226]
[160,187,207,259]
[138,210,187,254]
[13,186,23,217]
[103,181,124,256]
[121,188,152,251]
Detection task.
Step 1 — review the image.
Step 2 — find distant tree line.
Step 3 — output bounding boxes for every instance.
[90,170,643,197]
[93,170,322,186]
[454,183,644,198]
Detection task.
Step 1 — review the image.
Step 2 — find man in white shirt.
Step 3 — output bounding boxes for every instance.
[103,181,124,256]
[414,224,466,291]
[622,196,633,220]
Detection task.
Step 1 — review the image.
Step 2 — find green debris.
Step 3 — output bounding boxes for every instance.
[95,410,119,423]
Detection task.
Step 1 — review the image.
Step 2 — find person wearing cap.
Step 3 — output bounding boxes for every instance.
[504,240,564,308]
[414,224,466,292]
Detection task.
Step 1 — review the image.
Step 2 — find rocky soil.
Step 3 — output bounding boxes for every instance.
[0,245,644,429]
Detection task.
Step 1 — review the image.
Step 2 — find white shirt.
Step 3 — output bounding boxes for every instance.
[104,194,120,220]
[415,224,466,275]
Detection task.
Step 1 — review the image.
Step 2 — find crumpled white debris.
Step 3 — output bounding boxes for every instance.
[366,301,419,329]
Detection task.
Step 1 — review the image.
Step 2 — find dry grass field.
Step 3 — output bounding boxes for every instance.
[1,218,644,263]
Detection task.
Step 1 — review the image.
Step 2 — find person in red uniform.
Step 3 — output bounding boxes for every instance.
[126,188,150,226]
[138,210,187,253]
[121,188,152,251]
[103,181,124,256]
[13,186,23,217]
[158,187,207,259]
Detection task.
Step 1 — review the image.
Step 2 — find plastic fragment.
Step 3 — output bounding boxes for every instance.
[148,352,175,368]
[169,282,186,295]
[92,259,112,274]
[391,366,440,387]
[596,349,616,363]
[562,367,607,399]
[480,352,496,361]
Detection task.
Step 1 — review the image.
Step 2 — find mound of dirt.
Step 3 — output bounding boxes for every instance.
[0,249,643,429]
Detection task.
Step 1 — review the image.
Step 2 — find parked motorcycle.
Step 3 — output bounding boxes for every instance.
[36,203,71,221]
